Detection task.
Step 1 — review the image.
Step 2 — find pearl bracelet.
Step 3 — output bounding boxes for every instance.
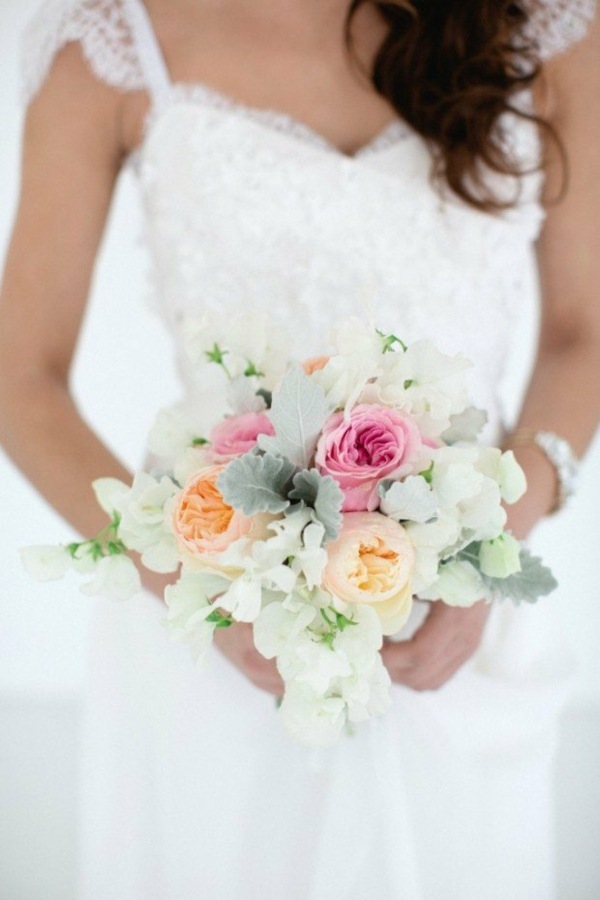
[503,429,580,514]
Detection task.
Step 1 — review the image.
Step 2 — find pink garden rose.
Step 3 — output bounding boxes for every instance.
[315,404,422,511]
[209,411,275,461]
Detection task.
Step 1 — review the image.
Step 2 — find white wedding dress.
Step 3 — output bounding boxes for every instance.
[22,2,596,898]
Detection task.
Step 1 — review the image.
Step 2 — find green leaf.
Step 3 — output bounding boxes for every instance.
[191,437,209,446]
[244,360,265,378]
[257,365,328,468]
[376,328,407,353]
[217,451,295,515]
[206,609,234,628]
[419,461,435,484]
[204,342,231,377]
[288,468,344,541]
[256,388,272,408]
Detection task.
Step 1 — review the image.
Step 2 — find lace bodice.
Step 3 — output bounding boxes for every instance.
[20,0,597,443]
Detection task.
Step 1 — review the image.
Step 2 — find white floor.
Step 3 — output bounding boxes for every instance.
[0,696,599,900]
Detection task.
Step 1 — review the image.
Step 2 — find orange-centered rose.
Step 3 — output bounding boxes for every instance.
[173,465,253,558]
[323,512,415,635]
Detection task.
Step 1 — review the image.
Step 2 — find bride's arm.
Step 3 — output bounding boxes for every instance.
[0,41,283,695]
[382,13,600,691]
[0,43,134,539]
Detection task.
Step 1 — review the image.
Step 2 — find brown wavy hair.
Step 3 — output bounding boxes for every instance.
[344,0,562,211]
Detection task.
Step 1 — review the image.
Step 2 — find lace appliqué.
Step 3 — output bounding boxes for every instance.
[152,82,410,161]
[21,0,145,104]
[525,0,596,60]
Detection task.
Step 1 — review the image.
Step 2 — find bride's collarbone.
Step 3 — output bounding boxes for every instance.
[136,0,396,156]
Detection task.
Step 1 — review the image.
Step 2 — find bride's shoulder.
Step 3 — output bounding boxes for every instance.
[21,0,148,107]
[523,0,597,60]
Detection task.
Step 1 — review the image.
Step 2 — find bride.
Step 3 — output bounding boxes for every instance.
[0,1,598,897]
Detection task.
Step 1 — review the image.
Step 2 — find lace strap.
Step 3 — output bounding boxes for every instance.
[121,0,171,97]
[20,0,168,105]
[526,0,596,60]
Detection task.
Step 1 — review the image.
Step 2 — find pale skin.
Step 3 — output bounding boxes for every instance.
[0,1,599,699]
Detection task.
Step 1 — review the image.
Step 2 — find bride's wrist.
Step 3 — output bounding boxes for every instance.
[502,444,558,539]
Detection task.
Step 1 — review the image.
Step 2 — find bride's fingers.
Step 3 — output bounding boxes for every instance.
[381,600,491,689]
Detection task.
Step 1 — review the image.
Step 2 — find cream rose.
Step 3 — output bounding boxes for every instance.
[173,465,253,559]
[323,512,415,635]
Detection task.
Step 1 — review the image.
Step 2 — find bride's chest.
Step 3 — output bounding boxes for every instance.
[137,101,543,271]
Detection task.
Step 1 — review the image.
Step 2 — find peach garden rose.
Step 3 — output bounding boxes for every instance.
[323,511,415,636]
[173,465,254,559]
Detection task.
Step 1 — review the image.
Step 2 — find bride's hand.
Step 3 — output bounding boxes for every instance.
[213,622,285,697]
[380,600,491,692]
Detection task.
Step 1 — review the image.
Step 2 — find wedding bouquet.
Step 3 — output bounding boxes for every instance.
[21,315,557,745]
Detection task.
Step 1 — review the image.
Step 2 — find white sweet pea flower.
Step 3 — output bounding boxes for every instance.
[427,446,507,541]
[115,472,180,572]
[164,572,228,666]
[66,547,98,575]
[290,521,328,590]
[20,545,72,582]
[457,477,506,540]
[364,341,471,437]
[173,446,213,487]
[279,682,347,747]
[79,554,141,601]
[147,404,209,461]
[92,477,130,517]
[433,461,484,508]
[497,450,527,504]
[341,656,392,723]
[279,632,353,694]
[182,311,289,390]
[331,316,383,359]
[253,601,317,659]
[418,559,484,607]
[333,604,383,662]
[311,353,381,415]
[409,545,443,594]
[218,576,263,622]
[479,533,522,579]
[226,375,268,415]
[379,475,439,524]
[405,512,462,557]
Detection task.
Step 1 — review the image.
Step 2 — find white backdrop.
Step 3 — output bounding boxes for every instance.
[1,2,599,898]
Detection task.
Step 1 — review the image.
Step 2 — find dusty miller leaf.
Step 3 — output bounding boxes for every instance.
[217,452,295,515]
[458,542,557,605]
[257,365,328,467]
[288,469,344,542]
